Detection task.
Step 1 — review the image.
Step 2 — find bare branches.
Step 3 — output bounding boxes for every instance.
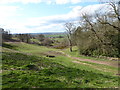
[109,1,120,21]
[95,14,120,31]
[82,14,105,44]
[73,0,120,57]
[64,22,76,35]
[64,22,76,52]
[95,0,120,32]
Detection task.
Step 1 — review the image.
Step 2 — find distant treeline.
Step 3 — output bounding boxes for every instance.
[0,28,12,42]
[1,28,65,47]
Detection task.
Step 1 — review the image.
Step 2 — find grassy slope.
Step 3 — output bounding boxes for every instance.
[3,42,57,56]
[61,46,118,75]
[62,46,111,61]
[2,42,119,88]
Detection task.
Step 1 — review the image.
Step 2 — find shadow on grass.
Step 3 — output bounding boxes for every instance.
[2,43,17,50]
[72,50,78,52]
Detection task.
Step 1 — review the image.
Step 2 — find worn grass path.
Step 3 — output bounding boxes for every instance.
[44,50,118,76]
[48,50,118,68]
[65,52,118,68]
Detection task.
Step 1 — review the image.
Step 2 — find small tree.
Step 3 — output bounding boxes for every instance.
[64,22,76,52]
[41,38,53,46]
[17,34,31,43]
[17,34,24,42]
[24,34,31,43]
[37,34,45,42]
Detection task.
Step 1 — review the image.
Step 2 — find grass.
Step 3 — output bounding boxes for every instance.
[63,46,116,61]
[45,34,65,38]
[52,55,118,76]
[2,43,118,75]
[52,37,65,42]
[2,52,118,88]
[3,42,57,56]
[30,38,41,44]
[2,43,17,50]
[61,46,118,75]
[2,42,119,88]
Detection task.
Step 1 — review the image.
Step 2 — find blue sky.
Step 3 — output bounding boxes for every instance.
[9,1,99,17]
[0,0,112,33]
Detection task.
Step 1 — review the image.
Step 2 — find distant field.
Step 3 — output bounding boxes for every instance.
[44,33,66,38]
[2,42,119,88]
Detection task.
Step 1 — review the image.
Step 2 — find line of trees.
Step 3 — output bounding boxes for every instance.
[0,28,12,42]
[65,0,120,58]
[15,34,31,43]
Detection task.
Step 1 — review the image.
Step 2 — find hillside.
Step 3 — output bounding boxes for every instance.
[1,0,120,89]
[2,42,119,88]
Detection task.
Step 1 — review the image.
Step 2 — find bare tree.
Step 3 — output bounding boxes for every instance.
[96,1,120,51]
[74,0,120,57]
[64,22,76,52]
[97,0,120,31]
[37,34,45,42]
[82,14,105,44]
[17,34,31,43]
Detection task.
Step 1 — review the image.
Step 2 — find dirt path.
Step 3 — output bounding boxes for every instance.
[48,51,118,75]
[72,61,117,73]
[56,51,118,68]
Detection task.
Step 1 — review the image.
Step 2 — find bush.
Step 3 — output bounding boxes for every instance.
[41,38,53,46]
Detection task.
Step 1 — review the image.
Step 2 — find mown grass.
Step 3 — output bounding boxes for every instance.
[2,42,119,88]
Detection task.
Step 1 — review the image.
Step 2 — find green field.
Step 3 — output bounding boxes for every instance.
[44,34,66,38]
[2,42,119,88]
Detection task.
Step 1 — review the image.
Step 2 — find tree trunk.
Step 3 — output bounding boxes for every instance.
[69,39,72,52]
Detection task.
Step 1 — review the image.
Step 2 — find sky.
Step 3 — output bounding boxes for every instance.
[0,0,118,33]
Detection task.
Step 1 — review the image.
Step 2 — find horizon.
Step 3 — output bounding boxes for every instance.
[12,32,66,34]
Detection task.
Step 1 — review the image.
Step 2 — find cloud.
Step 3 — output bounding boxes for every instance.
[0,6,19,17]
[0,0,100,4]
[23,6,82,33]
[2,22,32,33]
[0,5,20,25]
[24,3,115,33]
[71,0,81,4]
[1,0,119,5]
[79,3,115,16]
[55,0,69,4]
[0,3,81,33]
[0,5,25,33]
[69,6,82,17]
[54,0,81,4]
[0,0,42,4]
[1,3,114,33]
